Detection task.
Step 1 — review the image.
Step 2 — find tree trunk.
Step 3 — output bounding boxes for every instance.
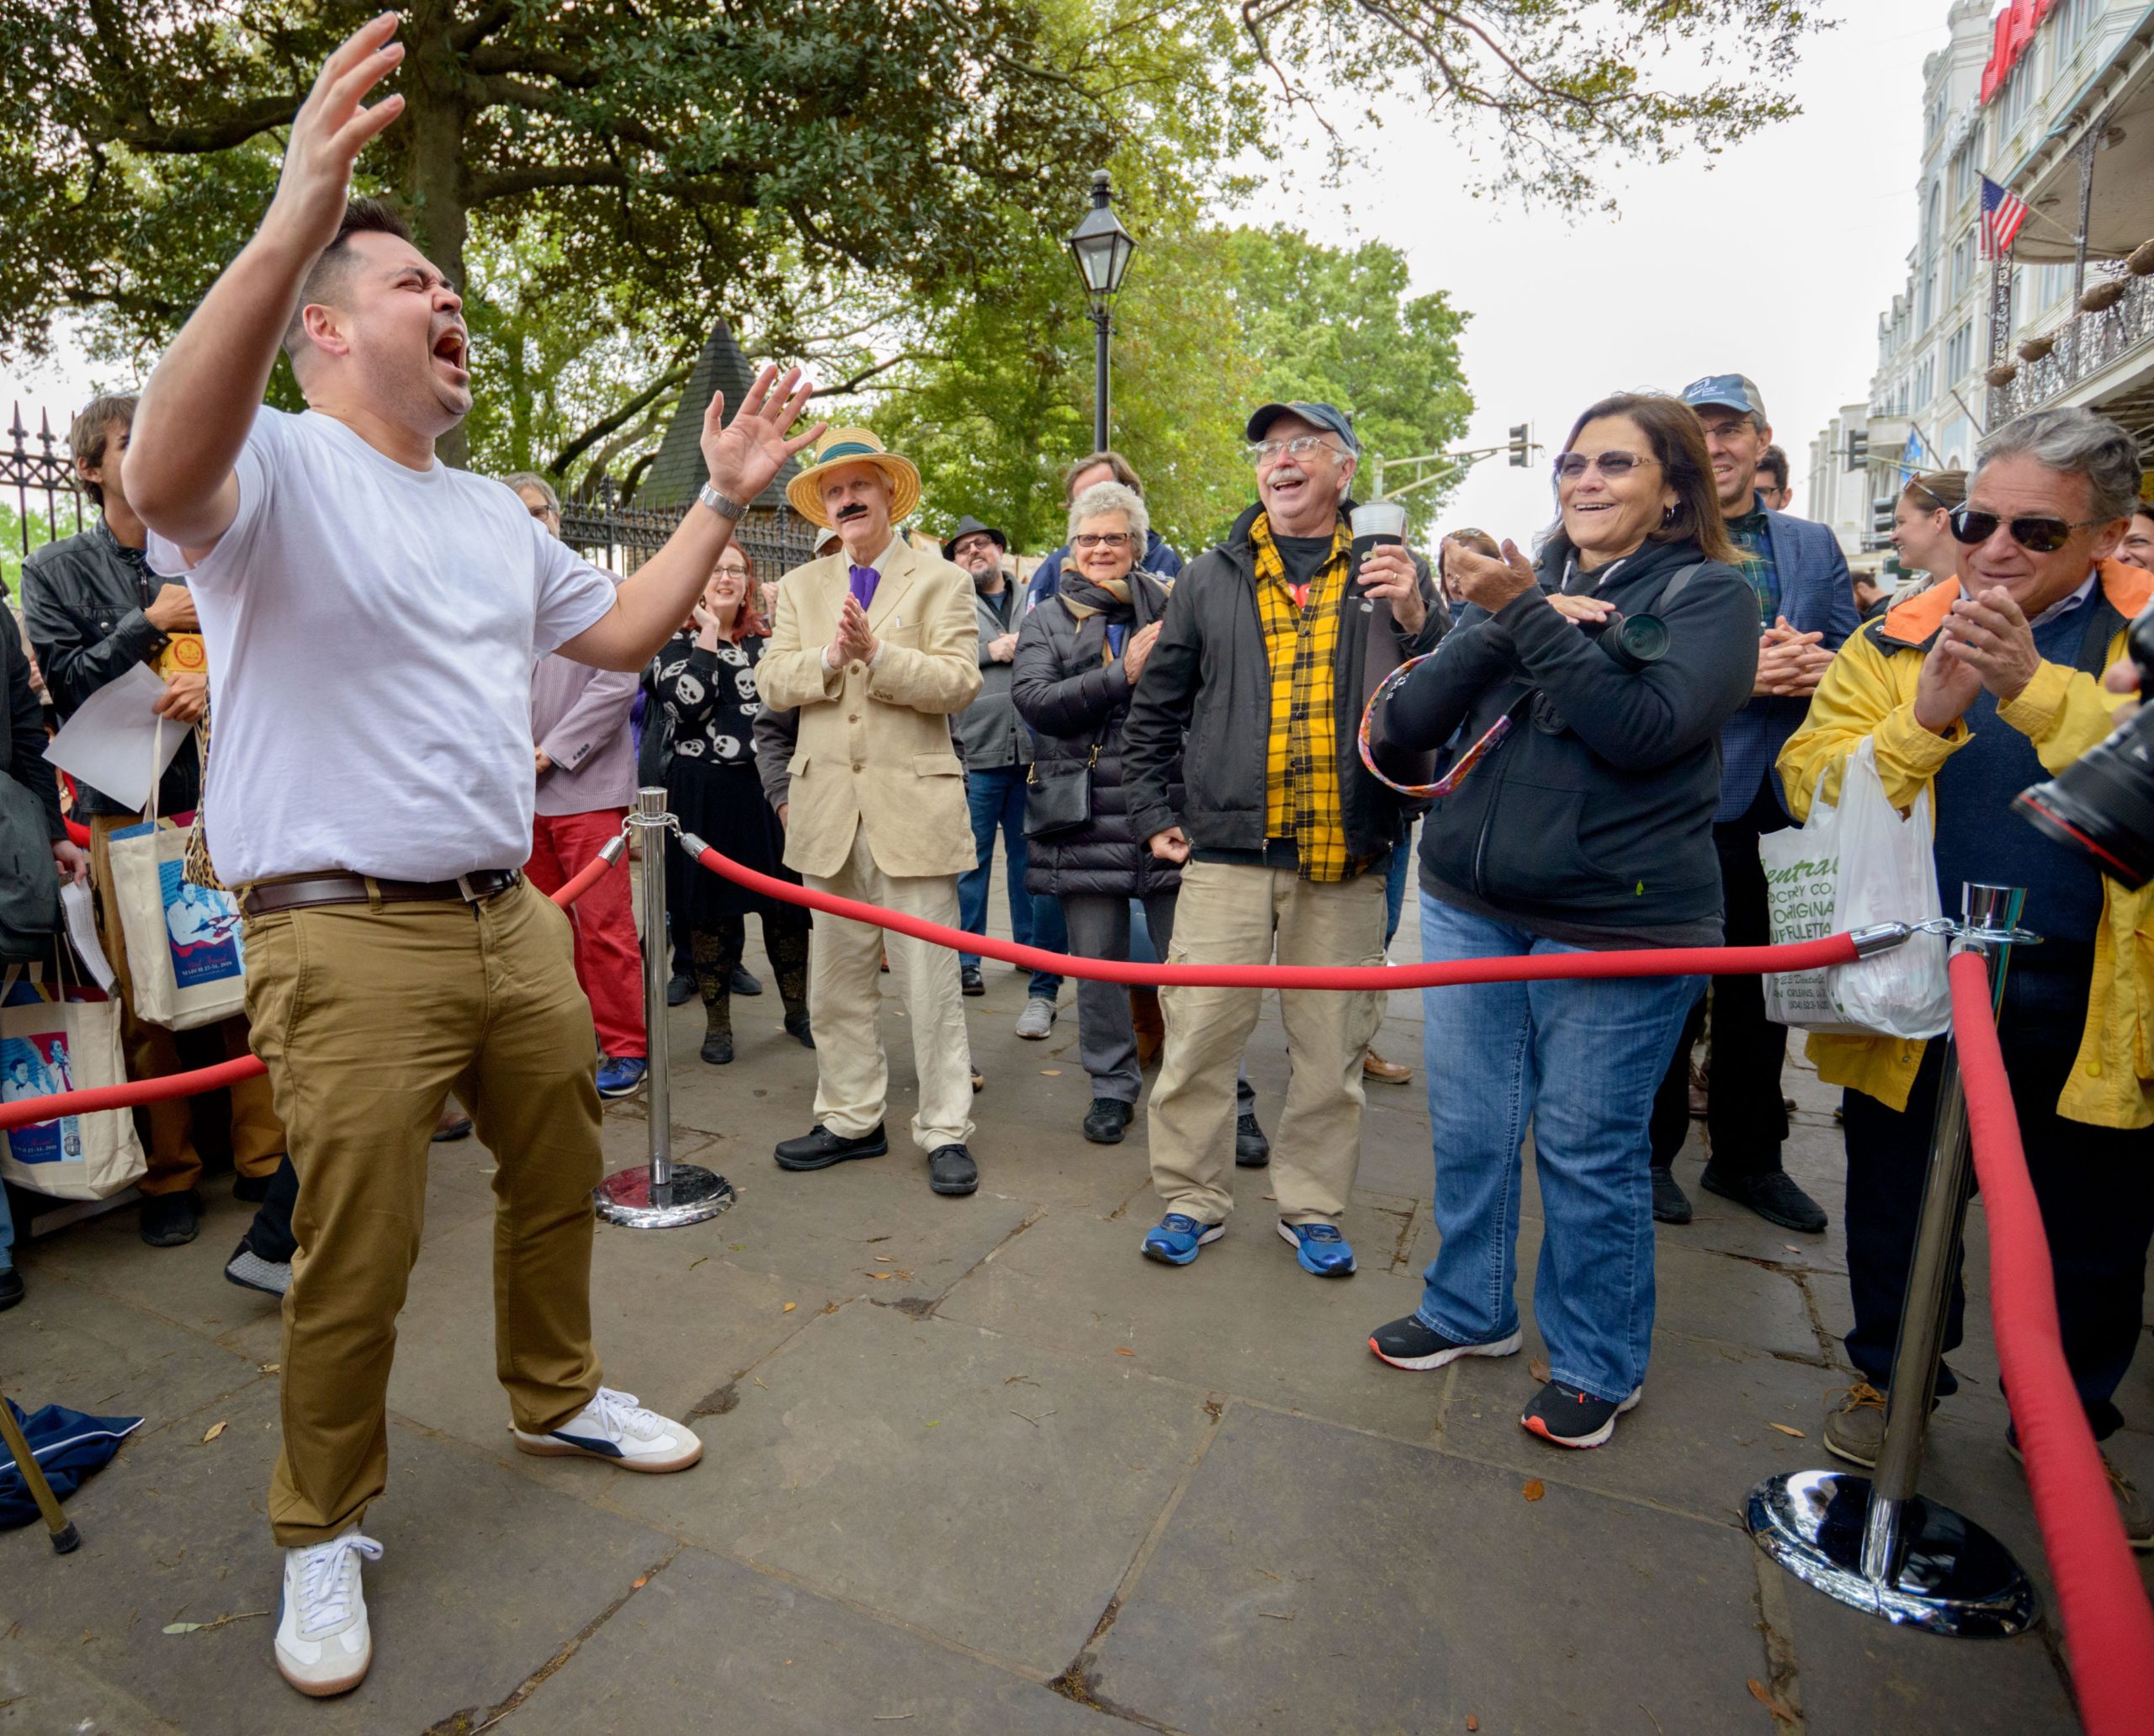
[401,0,472,469]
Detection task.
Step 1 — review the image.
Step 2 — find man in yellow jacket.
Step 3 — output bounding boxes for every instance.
[1777,406,2152,1548]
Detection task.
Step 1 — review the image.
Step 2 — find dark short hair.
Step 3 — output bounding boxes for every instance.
[281,199,417,364]
[1063,449,1143,500]
[69,393,138,508]
[1757,444,1790,492]
[1547,392,1737,568]
[1441,526,1500,560]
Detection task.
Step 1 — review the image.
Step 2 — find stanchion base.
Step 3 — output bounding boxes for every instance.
[1748,1469,2038,1638]
[592,1164,735,1229]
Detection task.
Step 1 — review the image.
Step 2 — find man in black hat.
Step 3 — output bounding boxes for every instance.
[945,515,1056,1015]
[1122,401,1444,1280]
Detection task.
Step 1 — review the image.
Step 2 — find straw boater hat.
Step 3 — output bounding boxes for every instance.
[785,427,923,530]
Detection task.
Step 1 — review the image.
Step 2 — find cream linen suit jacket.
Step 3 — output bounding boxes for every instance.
[757,540,983,879]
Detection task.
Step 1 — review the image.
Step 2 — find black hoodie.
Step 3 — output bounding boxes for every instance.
[1385,538,1758,943]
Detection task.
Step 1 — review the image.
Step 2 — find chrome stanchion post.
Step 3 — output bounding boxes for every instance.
[1747,882,2038,1638]
[593,788,735,1229]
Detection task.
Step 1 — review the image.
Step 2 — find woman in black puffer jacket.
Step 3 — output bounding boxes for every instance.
[1013,480,1180,1145]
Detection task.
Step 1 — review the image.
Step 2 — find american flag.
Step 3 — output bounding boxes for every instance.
[1980,175,2029,259]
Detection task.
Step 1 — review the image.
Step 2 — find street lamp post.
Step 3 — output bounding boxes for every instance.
[1068,168,1137,452]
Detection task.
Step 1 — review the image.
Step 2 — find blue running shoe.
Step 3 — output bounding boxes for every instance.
[1141,1213,1224,1266]
[1278,1220,1356,1277]
[596,1056,648,1099]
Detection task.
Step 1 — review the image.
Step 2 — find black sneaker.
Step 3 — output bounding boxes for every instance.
[0,1266,22,1312]
[1650,1167,1692,1225]
[1368,1314,1523,1372]
[700,1031,735,1065]
[927,1144,979,1196]
[1700,1165,1827,1234]
[732,964,765,996]
[666,970,697,1008]
[1521,1378,1641,1449]
[774,1123,889,1171]
[1083,1098,1134,1144]
[784,1012,815,1050]
[139,1190,201,1248]
[1234,1112,1271,1169]
[960,966,985,997]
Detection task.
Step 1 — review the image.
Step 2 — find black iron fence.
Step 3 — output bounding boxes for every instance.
[3,406,86,595]
[558,475,822,576]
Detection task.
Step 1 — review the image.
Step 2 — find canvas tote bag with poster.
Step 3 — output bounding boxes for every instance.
[0,963,146,1200]
[105,724,247,1030]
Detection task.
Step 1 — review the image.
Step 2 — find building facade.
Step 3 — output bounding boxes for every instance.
[1814,0,2154,566]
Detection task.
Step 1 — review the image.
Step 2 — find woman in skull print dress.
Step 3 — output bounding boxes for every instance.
[655,545,812,1064]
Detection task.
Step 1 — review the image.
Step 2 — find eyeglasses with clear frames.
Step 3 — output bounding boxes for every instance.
[1071,532,1133,550]
[1250,434,1344,466]
[1552,451,1657,482]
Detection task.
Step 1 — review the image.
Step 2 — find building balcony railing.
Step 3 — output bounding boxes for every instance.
[1990,269,2154,426]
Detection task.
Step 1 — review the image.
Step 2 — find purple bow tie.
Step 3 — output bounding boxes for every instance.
[848,564,879,608]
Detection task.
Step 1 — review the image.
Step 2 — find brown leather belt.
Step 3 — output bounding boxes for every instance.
[240,868,522,918]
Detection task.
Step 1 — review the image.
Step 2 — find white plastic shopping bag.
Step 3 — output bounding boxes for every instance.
[106,816,247,1030]
[1823,737,1952,1039]
[1760,770,1863,1034]
[0,968,146,1201]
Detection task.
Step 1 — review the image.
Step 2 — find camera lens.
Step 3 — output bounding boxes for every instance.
[2013,706,2154,889]
[1612,613,1669,666]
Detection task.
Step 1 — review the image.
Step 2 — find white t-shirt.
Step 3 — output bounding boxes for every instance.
[147,407,615,884]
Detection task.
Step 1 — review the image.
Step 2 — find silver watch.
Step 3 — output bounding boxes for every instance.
[698,481,749,521]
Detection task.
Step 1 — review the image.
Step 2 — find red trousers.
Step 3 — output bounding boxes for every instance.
[526,807,645,1059]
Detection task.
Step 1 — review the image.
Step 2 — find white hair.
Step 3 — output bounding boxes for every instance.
[1068,480,1149,548]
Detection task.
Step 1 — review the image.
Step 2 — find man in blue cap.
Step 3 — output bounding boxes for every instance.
[1122,401,1444,1279]
[1647,374,1857,1233]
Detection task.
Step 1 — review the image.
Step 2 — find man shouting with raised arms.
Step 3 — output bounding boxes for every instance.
[124,13,822,1699]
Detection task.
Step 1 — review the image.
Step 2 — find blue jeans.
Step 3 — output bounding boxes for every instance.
[958,763,1060,998]
[1383,827,1414,948]
[0,1178,13,1270]
[1414,892,1701,1403]
[1026,889,1066,1001]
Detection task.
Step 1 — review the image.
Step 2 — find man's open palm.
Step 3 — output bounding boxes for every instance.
[266,13,407,257]
[702,366,825,509]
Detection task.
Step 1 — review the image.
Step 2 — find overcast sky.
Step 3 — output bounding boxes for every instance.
[2,0,1945,535]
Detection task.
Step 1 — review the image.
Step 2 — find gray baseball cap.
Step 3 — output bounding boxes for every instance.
[1245,401,1359,454]
[1681,374,1769,426]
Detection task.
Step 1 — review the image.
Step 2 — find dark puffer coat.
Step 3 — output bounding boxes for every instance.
[1011,568,1181,900]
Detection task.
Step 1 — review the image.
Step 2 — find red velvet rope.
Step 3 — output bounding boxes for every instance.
[0,849,623,1134]
[685,839,1863,990]
[1948,950,2154,1733]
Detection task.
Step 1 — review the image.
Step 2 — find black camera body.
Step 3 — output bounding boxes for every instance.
[2013,600,2154,888]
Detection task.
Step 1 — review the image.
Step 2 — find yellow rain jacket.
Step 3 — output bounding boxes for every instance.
[1775,559,2154,1128]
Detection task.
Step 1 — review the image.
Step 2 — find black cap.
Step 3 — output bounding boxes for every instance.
[1245,401,1358,454]
[941,514,1009,562]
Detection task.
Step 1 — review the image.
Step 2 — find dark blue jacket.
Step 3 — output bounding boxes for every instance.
[1719,498,1858,822]
[1024,530,1183,613]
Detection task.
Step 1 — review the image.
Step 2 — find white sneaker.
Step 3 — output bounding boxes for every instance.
[510,1387,703,1473]
[274,1528,381,1697]
[1015,996,1058,1039]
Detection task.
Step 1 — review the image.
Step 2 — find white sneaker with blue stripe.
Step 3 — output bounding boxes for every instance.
[511,1387,703,1473]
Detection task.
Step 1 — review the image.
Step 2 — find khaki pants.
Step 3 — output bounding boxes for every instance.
[805,823,974,1155]
[88,815,283,1194]
[1148,858,1385,1226]
[241,880,603,1547]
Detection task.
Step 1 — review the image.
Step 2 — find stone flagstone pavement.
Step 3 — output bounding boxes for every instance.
[3,884,2147,1733]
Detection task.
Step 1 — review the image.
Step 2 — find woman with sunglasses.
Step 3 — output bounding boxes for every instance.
[1361,392,1759,1450]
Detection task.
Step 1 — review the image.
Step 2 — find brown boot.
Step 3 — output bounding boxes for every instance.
[1131,987,1165,1068]
[1362,1047,1412,1086]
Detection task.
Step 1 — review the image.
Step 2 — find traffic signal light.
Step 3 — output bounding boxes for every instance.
[1507,424,1531,468]
[1846,429,1869,470]
[1869,496,1897,549]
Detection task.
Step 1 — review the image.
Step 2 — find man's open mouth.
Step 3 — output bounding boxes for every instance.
[432,326,468,374]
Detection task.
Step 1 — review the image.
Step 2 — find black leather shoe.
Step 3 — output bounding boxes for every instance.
[1651,1167,1693,1225]
[784,1012,815,1050]
[928,1144,979,1196]
[1234,1112,1271,1169]
[139,1190,202,1248]
[701,1031,735,1065]
[0,1266,23,1312]
[732,964,764,996]
[1083,1098,1134,1144]
[1700,1163,1828,1234]
[666,970,696,1008]
[960,966,985,996]
[775,1123,889,1171]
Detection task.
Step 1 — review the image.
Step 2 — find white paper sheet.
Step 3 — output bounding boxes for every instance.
[42,663,186,813]
[60,879,115,993]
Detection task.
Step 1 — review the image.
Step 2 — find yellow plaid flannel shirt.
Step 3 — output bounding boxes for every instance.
[1249,512,1371,883]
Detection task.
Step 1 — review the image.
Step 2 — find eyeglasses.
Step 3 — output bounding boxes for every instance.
[1552,451,1657,481]
[1949,506,2107,554]
[1072,532,1133,550]
[1250,435,1344,466]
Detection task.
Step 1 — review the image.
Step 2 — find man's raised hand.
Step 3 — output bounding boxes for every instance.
[701,366,825,511]
[263,14,407,259]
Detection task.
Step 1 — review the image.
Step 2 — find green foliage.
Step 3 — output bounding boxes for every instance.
[0,496,86,603]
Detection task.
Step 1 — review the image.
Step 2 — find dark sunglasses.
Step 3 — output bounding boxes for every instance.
[1949,506,2106,554]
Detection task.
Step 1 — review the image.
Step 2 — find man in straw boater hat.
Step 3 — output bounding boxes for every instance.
[757,428,986,1197]
[119,15,822,1697]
